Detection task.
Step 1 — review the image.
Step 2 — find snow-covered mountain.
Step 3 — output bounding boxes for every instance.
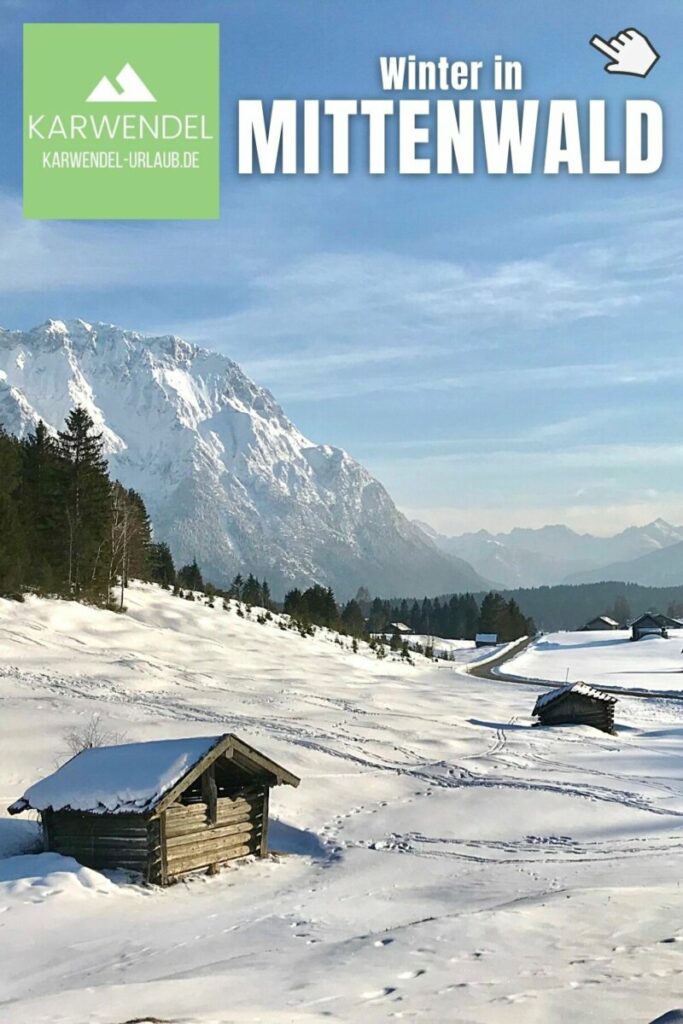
[417,519,683,589]
[565,539,683,587]
[0,319,487,598]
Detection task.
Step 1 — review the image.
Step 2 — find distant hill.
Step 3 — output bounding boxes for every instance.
[470,581,683,632]
[416,519,683,589]
[567,540,683,588]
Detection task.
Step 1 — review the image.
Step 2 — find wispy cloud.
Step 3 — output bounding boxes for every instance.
[157,200,683,402]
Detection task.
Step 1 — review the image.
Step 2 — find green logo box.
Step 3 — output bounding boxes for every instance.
[24,23,220,220]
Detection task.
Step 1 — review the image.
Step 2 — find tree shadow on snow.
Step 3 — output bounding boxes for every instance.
[268,819,327,858]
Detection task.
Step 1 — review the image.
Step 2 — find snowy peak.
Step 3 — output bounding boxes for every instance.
[418,519,683,589]
[0,320,487,598]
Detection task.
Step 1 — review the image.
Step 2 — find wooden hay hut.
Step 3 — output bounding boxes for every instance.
[389,622,412,635]
[475,633,498,648]
[581,615,620,631]
[8,733,300,885]
[630,613,669,641]
[532,682,617,734]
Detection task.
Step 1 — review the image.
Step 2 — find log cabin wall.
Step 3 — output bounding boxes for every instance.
[160,763,269,882]
[538,694,614,733]
[43,809,150,875]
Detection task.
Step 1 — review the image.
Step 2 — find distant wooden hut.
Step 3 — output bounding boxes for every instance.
[389,622,412,635]
[475,633,498,648]
[630,613,669,641]
[8,733,300,885]
[532,682,617,734]
[581,615,620,631]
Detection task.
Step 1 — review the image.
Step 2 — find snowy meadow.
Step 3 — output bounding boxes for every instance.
[1,585,683,1023]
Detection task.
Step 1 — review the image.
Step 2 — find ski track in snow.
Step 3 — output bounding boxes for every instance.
[2,589,683,1022]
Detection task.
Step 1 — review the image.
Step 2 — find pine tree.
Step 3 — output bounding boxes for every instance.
[367,596,389,633]
[57,407,112,602]
[20,421,64,591]
[341,598,365,637]
[284,587,303,618]
[242,572,262,606]
[0,428,26,594]
[178,558,203,592]
[149,541,176,587]
[478,592,508,636]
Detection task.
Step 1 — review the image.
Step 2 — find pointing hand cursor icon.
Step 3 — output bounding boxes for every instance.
[590,28,659,78]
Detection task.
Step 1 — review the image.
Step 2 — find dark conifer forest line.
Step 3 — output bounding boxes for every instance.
[3,405,674,638]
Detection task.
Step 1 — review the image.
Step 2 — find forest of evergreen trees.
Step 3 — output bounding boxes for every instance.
[280,585,534,643]
[0,405,534,648]
[0,408,155,605]
[1,406,203,609]
[362,590,535,642]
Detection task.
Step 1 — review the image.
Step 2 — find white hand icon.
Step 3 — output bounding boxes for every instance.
[590,28,659,78]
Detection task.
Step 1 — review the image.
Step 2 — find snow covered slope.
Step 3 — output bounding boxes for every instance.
[3,584,683,1022]
[0,319,486,598]
[505,627,683,695]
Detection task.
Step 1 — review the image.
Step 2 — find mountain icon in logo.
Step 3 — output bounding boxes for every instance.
[86,63,156,103]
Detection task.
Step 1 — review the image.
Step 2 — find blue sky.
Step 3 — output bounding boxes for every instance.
[1,0,682,534]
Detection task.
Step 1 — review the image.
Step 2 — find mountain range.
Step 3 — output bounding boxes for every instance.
[417,520,683,590]
[0,319,488,599]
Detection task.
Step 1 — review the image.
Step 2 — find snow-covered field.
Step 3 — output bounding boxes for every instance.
[2,588,683,1023]
[507,629,683,695]
[406,635,480,662]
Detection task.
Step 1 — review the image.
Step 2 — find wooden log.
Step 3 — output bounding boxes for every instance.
[230,750,265,776]
[159,812,168,885]
[260,789,269,858]
[166,842,256,876]
[165,830,259,863]
[165,808,262,840]
[50,820,148,836]
[165,802,208,820]
[216,799,261,821]
[202,766,218,825]
[166,822,256,856]
[52,849,147,870]
[50,833,149,846]
[165,786,262,818]
[166,797,258,820]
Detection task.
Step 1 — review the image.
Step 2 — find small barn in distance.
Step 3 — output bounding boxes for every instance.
[533,683,617,734]
[388,622,412,635]
[581,615,620,631]
[630,613,670,641]
[475,633,498,648]
[8,734,300,885]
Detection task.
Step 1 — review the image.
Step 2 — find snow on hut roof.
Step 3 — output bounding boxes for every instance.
[475,633,497,642]
[587,616,620,627]
[533,682,617,716]
[9,734,225,816]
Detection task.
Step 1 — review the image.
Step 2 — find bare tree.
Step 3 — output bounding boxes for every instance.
[109,483,151,610]
[61,714,127,759]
